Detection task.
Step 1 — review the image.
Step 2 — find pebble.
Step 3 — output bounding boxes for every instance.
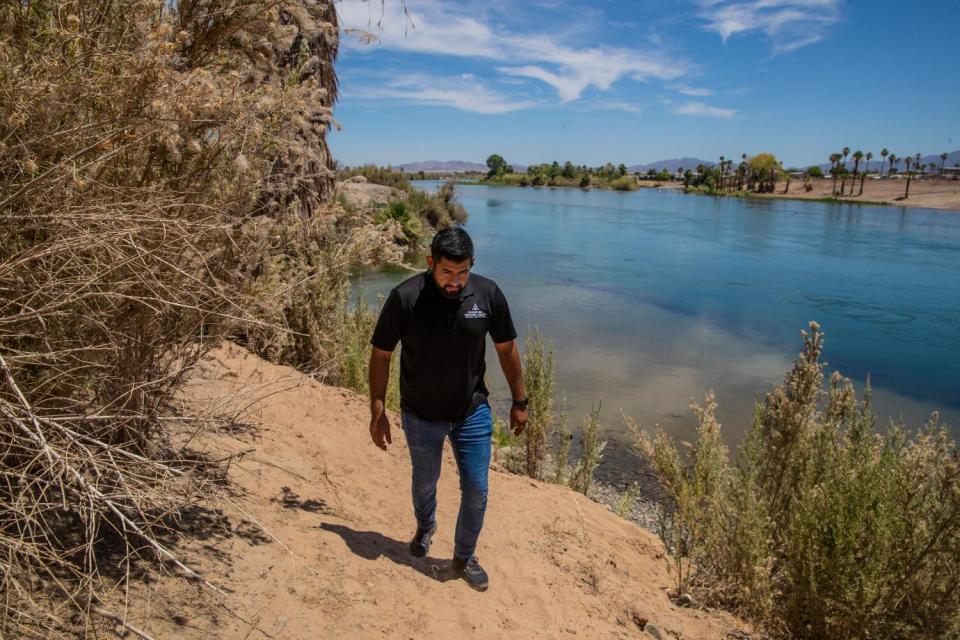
[645,622,664,640]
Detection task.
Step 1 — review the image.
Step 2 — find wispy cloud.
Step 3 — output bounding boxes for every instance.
[671,101,737,119]
[696,0,842,54]
[339,0,689,106]
[671,84,715,97]
[350,73,537,114]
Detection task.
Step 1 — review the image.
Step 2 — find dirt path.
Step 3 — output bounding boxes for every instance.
[116,343,746,639]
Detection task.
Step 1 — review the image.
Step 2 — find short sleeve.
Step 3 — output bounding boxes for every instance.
[489,285,517,344]
[371,288,403,351]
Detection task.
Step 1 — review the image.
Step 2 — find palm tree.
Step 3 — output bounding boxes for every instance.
[842,146,850,171]
[830,153,840,194]
[850,151,863,195]
[719,156,725,190]
[880,148,889,176]
[865,151,873,175]
[940,152,949,176]
[904,156,913,198]
[889,153,897,174]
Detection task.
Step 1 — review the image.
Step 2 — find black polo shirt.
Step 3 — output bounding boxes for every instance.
[371,270,517,422]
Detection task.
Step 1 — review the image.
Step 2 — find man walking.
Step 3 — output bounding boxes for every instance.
[368,226,528,591]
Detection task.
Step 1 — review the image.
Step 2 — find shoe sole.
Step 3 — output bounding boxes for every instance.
[464,578,488,592]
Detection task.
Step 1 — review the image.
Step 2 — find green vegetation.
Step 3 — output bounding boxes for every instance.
[481,156,680,191]
[339,164,412,190]
[337,163,468,251]
[375,201,422,245]
[521,328,556,479]
[339,294,400,411]
[487,330,606,495]
[632,323,960,638]
[569,403,607,496]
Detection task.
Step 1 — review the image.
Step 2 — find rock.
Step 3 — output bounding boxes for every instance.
[678,593,694,607]
[348,175,368,183]
[645,622,664,640]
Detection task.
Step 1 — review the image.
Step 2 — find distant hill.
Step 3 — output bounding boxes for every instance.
[393,160,486,173]
[628,157,714,174]
[816,150,960,172]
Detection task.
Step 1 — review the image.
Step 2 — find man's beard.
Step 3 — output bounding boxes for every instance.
[439,286,462,300]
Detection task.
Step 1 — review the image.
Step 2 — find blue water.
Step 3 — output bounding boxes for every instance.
[357,182,960,445]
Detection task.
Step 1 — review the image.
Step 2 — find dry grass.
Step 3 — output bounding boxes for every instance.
[0,1,395,636]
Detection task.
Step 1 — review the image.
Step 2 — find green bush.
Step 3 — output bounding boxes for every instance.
[375,201,422,244]
[569,403,607,495]
[338,293,400,411]
[339,164,411,190]
[634,322,960,638]
[521,328,556,479]
[610,176,638,191]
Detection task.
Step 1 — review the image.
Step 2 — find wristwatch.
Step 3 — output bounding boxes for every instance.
[512,397,529,410]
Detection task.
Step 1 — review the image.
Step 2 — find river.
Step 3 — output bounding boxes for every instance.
[355,181,960,460]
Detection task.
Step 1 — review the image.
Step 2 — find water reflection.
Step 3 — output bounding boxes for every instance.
[355,182,960,445]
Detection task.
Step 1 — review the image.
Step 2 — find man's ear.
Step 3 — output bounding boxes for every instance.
[426,255,435,271]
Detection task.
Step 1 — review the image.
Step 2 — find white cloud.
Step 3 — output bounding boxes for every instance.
[351,73,537,114]
[338,0,688,104]
[671,101,737,119]
[671,84,715,97]
[696,0,841,54]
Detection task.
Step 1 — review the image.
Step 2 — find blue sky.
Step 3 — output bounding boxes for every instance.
[331,0,960,168]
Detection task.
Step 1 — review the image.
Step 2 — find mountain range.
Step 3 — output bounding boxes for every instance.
[394,157,713,174]
[393,151,960,176]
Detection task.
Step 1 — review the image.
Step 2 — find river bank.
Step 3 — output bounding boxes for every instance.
[457,175,960,211]
[740,176,960,211]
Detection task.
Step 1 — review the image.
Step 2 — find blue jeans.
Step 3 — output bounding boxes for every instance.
[401,402,493,560]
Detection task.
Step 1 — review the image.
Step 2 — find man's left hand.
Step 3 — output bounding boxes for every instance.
[510,406,528,436]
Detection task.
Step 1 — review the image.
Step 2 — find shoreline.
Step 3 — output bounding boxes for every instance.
[446,176,960,212]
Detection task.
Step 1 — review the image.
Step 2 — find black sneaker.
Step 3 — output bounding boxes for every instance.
[452,556,489,591]
[409,523,437,558]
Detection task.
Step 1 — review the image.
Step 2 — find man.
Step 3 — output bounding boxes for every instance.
[368,226,528,592]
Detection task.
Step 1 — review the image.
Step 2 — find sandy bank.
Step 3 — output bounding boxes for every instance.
[114,342,746,639]
[750,176,960,211]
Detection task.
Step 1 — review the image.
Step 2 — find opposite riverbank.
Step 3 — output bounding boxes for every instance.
[740,176,960,211]
[454,175,960,211]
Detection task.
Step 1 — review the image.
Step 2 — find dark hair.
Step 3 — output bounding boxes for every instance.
[430,226,474,262]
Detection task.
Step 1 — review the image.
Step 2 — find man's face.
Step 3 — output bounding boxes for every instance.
[427,255,472,299]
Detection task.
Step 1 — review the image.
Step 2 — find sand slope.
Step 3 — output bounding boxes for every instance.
[121,343,744,639]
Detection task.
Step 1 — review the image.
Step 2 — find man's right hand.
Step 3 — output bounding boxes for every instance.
[369,403,392,451]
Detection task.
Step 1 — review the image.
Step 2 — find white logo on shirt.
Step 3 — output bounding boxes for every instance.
[464,303,487,319]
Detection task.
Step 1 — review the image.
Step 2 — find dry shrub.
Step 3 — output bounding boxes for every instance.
[0,0,389,635]
[522,328,556,479]
[634,322,960,639]
[237,206,400,376]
